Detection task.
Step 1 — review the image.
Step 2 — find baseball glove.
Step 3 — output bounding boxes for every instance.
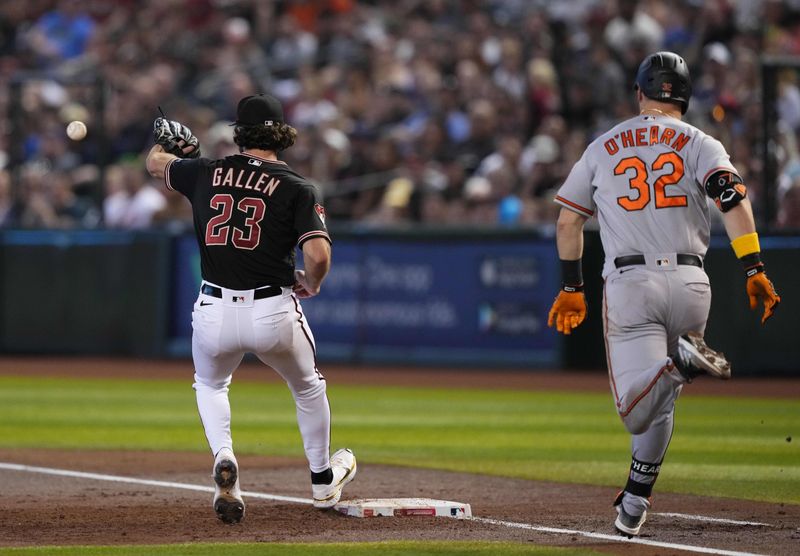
[746,271,780,324]
[153,117,201,158]
[547,291,587,335]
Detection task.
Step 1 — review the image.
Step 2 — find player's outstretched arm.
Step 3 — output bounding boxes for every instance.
[145,144,177,179]
[293,237,331,299]
[548,208,589,335]
[721,198,780,324]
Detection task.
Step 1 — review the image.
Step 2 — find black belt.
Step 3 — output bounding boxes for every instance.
[614,254,702,269]
[201,284,282,300]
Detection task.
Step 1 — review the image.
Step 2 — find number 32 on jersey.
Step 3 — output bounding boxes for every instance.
[614,152,687,211]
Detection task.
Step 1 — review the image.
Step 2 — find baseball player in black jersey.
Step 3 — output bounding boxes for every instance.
[146,94,356,524]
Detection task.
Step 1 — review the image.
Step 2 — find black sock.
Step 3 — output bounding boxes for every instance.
[311,468,333,485]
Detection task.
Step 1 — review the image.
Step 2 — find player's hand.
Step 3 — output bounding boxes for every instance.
[175,138,199,157]
[153,117,201,159]
[293,270,318,299]
[547,290,587,335]
[746,271,780,324]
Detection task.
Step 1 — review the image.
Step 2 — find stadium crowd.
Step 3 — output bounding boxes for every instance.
[1,0,800,231]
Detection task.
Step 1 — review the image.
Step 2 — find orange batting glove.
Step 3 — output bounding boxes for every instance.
[547,288,587,335]
[732,233,780,325]
[746,270,780,324]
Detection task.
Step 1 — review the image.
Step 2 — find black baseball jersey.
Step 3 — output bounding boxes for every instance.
[165,152,330,290]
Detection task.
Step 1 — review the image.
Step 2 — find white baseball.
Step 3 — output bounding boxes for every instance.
[66,120,87,141]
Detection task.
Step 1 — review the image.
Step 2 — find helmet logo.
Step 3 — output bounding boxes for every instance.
[662,82,673,92]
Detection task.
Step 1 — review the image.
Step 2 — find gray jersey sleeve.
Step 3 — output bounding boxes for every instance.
[694,135,739,186]
[555,151,596,218]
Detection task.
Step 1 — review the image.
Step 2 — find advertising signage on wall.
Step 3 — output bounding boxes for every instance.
[170,234,559,366]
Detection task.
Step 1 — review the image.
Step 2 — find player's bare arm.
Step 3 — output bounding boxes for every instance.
[145,144,177,179]
[294,237,331,298]
[721,195,757,238]
[720,197,781,323]
[548,207,589,335]
[555,207,587,260]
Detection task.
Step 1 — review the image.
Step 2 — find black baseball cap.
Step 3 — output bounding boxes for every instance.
[231,94,284,126]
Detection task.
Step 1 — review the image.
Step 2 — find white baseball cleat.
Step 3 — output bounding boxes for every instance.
[312,448,357,509]
[675,332,731,382]
[213,448,245,524]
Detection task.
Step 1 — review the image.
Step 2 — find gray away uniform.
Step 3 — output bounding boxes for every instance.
[555,113,736,513]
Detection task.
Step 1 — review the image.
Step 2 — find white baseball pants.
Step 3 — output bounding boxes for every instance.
[191,282,331,472]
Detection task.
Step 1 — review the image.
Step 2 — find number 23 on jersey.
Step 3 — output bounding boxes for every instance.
[205,194,266,250]
[614,152,687,211]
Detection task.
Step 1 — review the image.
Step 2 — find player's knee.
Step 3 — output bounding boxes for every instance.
[193,373,231,391]
[619,411,652,435]
[293,377,326,401]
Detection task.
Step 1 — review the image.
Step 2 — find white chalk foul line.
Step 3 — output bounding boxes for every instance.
[0,462,312,504]
[653,512,773,527]
[0,462,769,556]
[469,516,766,556]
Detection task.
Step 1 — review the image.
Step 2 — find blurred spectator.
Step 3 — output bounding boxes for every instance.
[366,176,414,225]
[477,134,523,179]
[0,169,18,227]
[49,171,99,227]
[102,164,129,228]
[0,0,799,230]
[17,166,59,228]
[604,0,664,70]
[692,42,735,121]
[463,175,495,225]
[457,99,499,173]
[526,57,560,134]
[103,163,166,229]
[268,12,319,76]
[25,0,95,65]
[778,70,800,133]
[493,38,527,100]
[777,176,800,229]
[153,189,193,233]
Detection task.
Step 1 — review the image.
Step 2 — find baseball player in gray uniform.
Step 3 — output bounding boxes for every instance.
[547,52,780,537]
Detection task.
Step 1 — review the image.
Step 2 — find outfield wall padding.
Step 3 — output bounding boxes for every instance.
[0,229,796,375]
[0,230,170,356]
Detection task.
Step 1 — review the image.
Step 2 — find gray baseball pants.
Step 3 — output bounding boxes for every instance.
[603,261,711,504]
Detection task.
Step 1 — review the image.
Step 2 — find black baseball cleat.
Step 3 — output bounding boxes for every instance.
[214,493,245,525]
[213,451,245,524]
[673,332,731,382]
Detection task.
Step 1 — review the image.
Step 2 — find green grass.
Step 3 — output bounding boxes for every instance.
[0,541,603,556]
[0,375,797,504]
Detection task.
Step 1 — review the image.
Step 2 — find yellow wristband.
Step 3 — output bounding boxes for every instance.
[731,232,760,259]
